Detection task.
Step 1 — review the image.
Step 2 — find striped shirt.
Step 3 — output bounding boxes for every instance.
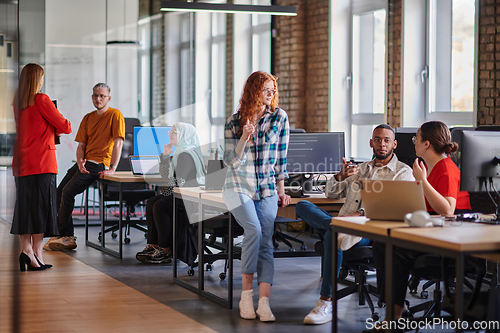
[325,154,414,216]
[222,107,289,200]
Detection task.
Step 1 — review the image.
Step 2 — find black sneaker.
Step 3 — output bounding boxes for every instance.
[136,245,156,262]
[146,249,172,264]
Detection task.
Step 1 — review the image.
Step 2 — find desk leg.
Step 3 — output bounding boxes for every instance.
[385,242,394,327]
[332,229,338,333]
[85,187,89,242]
[173,194,178,279]
[455,253,464,333]
[199,209,205,292]
[228,213,233,309]
[100,181,105,248]
[118,183,123,259]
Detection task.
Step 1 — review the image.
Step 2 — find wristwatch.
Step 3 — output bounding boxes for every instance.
[109,164,115,170]
[357,208,365,216]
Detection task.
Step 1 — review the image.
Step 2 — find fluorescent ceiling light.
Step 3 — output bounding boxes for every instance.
[160,1,297,16]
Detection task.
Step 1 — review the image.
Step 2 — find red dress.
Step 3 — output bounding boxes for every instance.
[425,157,471,212]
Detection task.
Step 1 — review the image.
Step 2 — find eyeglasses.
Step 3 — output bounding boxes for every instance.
[169,130,177,135]
[92,94,109,99]
[412,136,417,145]
[263,88,277,95]
[372,138,393,144]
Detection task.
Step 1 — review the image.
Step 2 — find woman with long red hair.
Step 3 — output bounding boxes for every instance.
[11,63,72,271]
[222,71,291,321]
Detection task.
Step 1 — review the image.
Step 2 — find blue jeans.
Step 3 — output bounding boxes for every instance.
[222,191,278,285]
[295,200,370,298]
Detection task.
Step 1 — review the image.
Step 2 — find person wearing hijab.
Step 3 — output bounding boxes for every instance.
[135,122,206,264]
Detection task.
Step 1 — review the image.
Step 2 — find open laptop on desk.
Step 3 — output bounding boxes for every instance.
[129,156,160,176]
[360,180,426,221]
[200,160,227,192]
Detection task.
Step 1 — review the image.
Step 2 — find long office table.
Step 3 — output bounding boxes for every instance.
[85,171,167,258]
[330,217,500,333]
[173,187,345,308]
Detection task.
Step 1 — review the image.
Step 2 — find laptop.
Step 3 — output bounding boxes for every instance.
[359,180,426,221]
[129,156,160,176]
[200,160,227,191]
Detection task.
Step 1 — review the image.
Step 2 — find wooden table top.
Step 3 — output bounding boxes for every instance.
[103,171,165,183]
[331,217,409,236]
[391,224,500,252]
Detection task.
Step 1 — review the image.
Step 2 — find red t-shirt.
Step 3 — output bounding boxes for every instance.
[426,157,471,212]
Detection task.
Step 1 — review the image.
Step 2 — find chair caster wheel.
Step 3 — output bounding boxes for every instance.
[377,300,386,308]
[288,248,296,252]
[206,264,213,271]
[187,268,195,276]
[371,312,381,321]
[410,288,418,294]
[112,232,117,239]
[144,232,148,238]
[421,291,429,299]
[219,272,226,281]
[300,245,307,251]
[124,238,131,244]
[98,235,102,242]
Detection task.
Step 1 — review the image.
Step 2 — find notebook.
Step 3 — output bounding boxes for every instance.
[359,180,427,221]
[200,160,227,191]
[129,156,160,176]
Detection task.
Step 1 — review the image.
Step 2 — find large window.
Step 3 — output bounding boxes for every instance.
[350,2,387,160]
[403,0,476,127]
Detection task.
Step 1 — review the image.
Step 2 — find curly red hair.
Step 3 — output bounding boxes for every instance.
[237,71,279,138]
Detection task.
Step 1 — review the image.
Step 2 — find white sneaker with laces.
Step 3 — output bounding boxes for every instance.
[256,296,275,322]
[239,290,256,320]
[304,299,332,325]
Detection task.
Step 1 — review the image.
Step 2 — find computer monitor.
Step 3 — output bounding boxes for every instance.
[286,132,345,174]
[460,131,500,193]
[133,126,175,156]
[393,132,417,167]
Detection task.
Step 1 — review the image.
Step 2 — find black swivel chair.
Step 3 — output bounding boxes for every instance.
[99,118,156,243]
[273,216,308,251]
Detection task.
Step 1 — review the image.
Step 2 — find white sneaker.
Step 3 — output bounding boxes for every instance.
[256,296,275,322]
[43,237,60,251]
[239,290,256,320]
[304,299,332,325]
[338,234,362,251]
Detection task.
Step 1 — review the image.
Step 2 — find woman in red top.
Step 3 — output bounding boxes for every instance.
[413,121,471,214]
[11,63,72,271]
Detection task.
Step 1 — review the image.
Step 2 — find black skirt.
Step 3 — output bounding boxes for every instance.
[10,173,58,237]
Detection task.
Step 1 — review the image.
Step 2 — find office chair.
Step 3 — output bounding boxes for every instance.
[407,255,487,320]
[315,239,381,321]
[273,216,308,251]
[99,118,156,243]
[187,213,244,281]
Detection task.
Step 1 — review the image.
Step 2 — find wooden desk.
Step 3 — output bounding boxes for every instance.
[330,218,500,333]
[172,188,345,308]
[85,171,168,258]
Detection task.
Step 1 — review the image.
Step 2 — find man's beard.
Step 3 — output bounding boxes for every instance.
[374,148,393,161]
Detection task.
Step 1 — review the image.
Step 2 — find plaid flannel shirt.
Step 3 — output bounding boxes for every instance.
[325,154,414,216]
[222,107,289,200]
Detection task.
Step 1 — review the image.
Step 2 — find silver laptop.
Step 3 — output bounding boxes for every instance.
[359,180,426,221]
[129,156,160,176]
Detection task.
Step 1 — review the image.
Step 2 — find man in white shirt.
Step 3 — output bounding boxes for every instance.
[296,124,414,325]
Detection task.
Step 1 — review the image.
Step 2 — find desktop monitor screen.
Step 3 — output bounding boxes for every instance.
[133,126,175,156]
[460,130,500,192]
[393,132,417,167]
[286,132,345,174]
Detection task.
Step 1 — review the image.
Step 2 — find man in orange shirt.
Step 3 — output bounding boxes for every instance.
[44,83,125,251]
